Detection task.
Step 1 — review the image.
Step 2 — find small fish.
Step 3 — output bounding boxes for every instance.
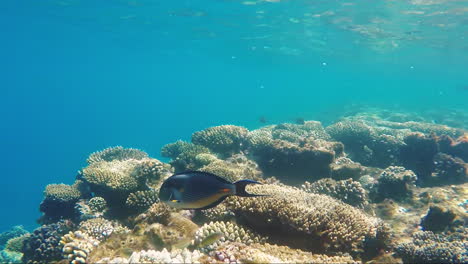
[259,116,267,124]
[197,232,224,248]
[159,171,264,210]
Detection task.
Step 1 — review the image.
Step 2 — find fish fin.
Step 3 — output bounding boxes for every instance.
[197,196,229,210]
[234,179,268,197]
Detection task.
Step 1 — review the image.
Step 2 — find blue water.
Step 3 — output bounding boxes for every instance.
[1,0,467,231]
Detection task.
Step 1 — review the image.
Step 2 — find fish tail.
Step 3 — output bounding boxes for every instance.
[233,179,265,197]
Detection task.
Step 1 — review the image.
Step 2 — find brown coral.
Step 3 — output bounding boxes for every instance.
[225,184,389,254]
[86,146,148,164]
[301,178,369,208]
[248,138,342,185]
[200,242,359,264]
[192,125,249,156]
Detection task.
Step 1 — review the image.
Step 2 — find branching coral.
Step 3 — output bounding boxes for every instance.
[161,140,211,171]
[395,231,467,263]
[126,190,159,213]
[371,166,417,202]
[400,133,438,184]
[271,121,331,143]
[87,146,148,164]
[5,234,29,253]
[326,120,403,167]
[194,221,266,252]
[133,158,173,186]
[199,154,263,183]
[201,242,359,264]
[191,125,249,156]
[301,178,368,208]
[432,153,468,184]
[78,218,128,241]
[81,159,155,208]
[225,184,389,254]
[88,197,108,214]
[195,203,235,223]
[21,220,74,264]
[97,248,203,264]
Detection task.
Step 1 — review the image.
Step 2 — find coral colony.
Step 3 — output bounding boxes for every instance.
[1,113,467,264]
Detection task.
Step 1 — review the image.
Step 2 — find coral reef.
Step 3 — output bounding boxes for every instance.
[0,225,28,249]
[420,205,466,233]
[39,182,83,223]
[199,154,263,183]
[301,178,369,208]
[200,242,358,264]
[248,138,343,185]
[191,125,249,156]
[22,220,74,264]
[193,221,266,252]
[87,146,148,164]
[61,230,100,264]
[371,166,417,202]
[18,113,468,264]
[326,120,403,167]
[225,184,389,254]
[331,157,365,180]
[126,189,159,213]
[97,248,203,264]
[432,153,468,184]
[395,231,467,263]
[0,249,22,263]
[161,140,211,171]
[88,197,108,214]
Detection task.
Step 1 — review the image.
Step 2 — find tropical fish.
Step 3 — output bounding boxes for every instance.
[158,171,264,210]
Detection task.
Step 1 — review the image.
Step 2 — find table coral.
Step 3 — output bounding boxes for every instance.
[301,178,369,208]
[191,125,249,157]
[161,140,211,171]
[225,184,389,255]
[86,146,148,164]
[39,182,83,223]
[247,138,342,184]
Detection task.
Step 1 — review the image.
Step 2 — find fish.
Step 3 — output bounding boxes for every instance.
[259,116,267,124]
[196,232,224,248]
[158,171,264,210]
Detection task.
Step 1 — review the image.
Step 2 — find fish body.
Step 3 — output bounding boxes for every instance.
[159,171,262,210]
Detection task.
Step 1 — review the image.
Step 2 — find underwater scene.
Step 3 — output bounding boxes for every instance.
[1,0,468,263]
